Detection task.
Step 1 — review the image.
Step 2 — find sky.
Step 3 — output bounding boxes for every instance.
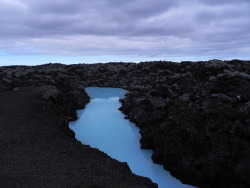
[0,0,250,66]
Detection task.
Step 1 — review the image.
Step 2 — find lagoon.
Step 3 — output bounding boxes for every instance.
[69,87,194,188]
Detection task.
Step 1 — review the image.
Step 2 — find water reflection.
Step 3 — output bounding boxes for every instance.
[69,87,194,188]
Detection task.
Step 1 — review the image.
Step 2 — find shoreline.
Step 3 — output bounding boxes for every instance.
[0,86,156,187]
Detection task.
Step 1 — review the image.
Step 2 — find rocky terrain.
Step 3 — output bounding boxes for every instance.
[0,59,250,187]
[0,86,156,188]
[119,60,250,188]
[0,64,156,188]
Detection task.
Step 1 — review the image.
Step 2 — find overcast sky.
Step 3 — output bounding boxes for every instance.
[0,0,250,65]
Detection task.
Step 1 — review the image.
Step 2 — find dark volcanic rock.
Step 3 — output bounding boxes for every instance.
[119,60,250,188]
[0,87,156,188]
[0,60,250,187]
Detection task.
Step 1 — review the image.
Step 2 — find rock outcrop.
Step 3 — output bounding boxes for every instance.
[119,60,250,187]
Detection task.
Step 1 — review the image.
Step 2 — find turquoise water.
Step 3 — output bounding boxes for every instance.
[69,87,194,188]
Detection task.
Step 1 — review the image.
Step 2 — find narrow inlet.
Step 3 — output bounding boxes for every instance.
[69,87,194,188]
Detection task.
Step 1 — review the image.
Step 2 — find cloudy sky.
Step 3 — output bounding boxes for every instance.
[0,0,249,65]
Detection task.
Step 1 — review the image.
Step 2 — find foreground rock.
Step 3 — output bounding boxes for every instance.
[0,86,156,187]
[119,60,250,188]
[0,59,250,187]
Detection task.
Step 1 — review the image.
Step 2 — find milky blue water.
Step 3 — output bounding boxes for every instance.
[69,87,194,188]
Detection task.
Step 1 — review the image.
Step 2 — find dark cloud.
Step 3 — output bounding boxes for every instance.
[200,0,248,6]
[0,0,249,59]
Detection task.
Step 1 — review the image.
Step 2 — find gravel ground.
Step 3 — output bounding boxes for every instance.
[0,87,156,188]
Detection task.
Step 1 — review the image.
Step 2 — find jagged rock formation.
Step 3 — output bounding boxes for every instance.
[119,60,250,188]
[0,59,250,187]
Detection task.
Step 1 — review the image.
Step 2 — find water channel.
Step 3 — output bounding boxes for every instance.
[69,87,193,188]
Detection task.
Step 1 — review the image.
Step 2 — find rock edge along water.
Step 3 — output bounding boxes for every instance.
[0,90,156,186]
[0,60,250,187]
[71,87,195,188]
